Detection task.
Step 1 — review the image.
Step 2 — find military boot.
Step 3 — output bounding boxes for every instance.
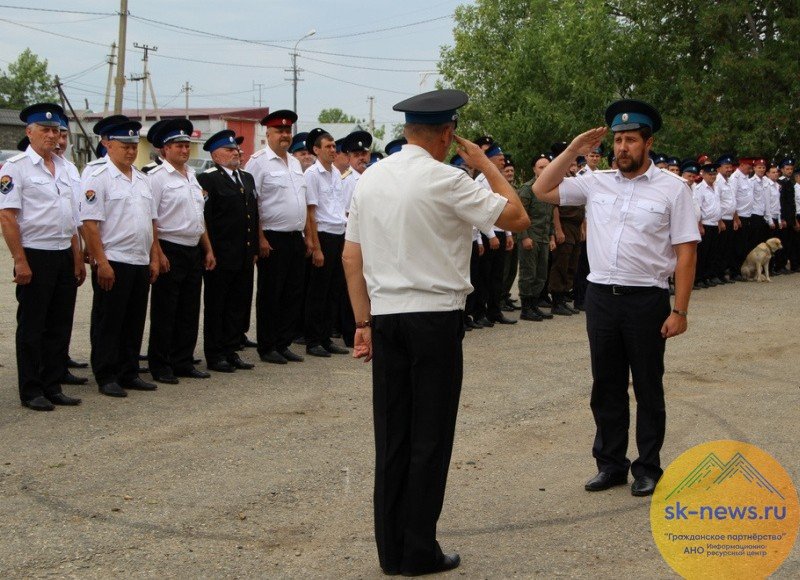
[551,293,573,316]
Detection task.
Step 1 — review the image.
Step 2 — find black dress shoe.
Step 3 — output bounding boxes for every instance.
[573,302,586,312]
[533,306,554,320]
[120,377,158,391]
[584,471,628,491]
[402,553,460,576]
[565,302,580,314]
[46,392,82,406]
[323,342,349,355]
[631,475,658,496]
[228,355,255,370]
[207,360,236,373]
[175,367,211,379]
[61,371,89,385]
[152,373,179,385]
[489,313,517,324]
[520,308,543,321]
[260,350,288,364]
[475,316,494,327]
[99,382,128,398]
[280,348,305,362]
[306,345,331,358]
[22,396,55,411]
[551,303,573,316]
[67,357,88,369]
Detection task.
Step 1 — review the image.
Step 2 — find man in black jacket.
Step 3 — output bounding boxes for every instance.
[197,130,259,372]
[775,158,799,273]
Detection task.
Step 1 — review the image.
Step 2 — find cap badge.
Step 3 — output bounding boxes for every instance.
[621,113,629,122]
[229,136,234,142]
[45,112,52,120]
[179,130,185,136]
[128,129,135,136]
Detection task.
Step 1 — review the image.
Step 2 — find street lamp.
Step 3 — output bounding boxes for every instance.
[291,28,316,133]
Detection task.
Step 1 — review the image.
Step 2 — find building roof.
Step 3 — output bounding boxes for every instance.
[0,109,25,126]
[79,107,270,122]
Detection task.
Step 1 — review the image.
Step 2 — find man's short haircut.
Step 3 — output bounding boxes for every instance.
[403,122,454,141]
[313,132,334,150]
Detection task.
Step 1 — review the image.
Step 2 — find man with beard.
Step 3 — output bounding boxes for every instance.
[0,103,86,410]
[245,110,309,364]
[197,130,258,373]
[534,99,699,497]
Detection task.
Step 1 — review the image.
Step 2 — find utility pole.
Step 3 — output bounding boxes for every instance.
[252,81,265,107]
[367,96,375,135]
[113,0,128,114]
[103,42,116,114]
[133,43,158,124]
[181,81,192,119]
[285,29,315,135]
[128,73,145,116]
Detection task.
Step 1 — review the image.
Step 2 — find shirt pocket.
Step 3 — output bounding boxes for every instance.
[267,170,289,195]
[590,193,616,224]
[630,199,667,232]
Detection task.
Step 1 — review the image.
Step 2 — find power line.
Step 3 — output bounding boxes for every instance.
[60,60,108,81]
[303,68,410,96]
[0,4,114,16]
[0,16,109,47]
[310,14,452,40]
[298,54,429,73]
[152,53,284,69]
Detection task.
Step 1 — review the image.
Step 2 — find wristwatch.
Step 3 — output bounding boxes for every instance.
[355,320,372,328]
[672,309,688,317]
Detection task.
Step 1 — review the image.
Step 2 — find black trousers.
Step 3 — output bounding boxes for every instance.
[15,248,76,402]
[749,215,769,248]
[204,263,253,364]
[148,240,202,376]
[573,240,590,306]
[372,311,464,574]
[719,219,736,276]
[256,230,305,354]
[478,233,505,318]
[304,231,345,348]
[90,261,150,386]
[585,283,670,480]
[697,225,719,281]
[465,241,482,318]
[734,214,752,266]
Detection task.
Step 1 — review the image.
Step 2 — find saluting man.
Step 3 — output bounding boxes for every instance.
[244,110,309,365]
[147,119,216,384]
[80,117,160,397]
[197,130,259,373]
[343,89,529,575]
[0,103,86,411]
[534,100,699,497]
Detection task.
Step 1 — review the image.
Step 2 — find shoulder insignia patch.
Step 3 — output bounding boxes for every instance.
[0,175,14,194]
[148,164,165,174]
[87,157,106,166]
[85,190,97,204]
[596,169,616,174]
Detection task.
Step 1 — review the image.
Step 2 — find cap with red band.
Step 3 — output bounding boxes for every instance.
[261,109,298,127]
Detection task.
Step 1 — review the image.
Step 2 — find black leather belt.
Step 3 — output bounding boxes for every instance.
[590,282,662,296]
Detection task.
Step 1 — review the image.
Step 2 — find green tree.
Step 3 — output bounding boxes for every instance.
[0,49,58,109]
[318,108,358,124]
[439,0,800,174]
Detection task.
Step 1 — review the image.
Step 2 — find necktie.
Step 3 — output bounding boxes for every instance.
[233,170,244,193]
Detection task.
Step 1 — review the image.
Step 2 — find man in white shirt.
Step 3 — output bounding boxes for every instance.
[0,103,86,411]
[244,110,310,364]
[533,99,699,497]
[302,128,350,358]
[730,158,754,268]
[715,155,739,280]
[749,158,772,247]
[81,117,160,397]
[342,89,529,576]
[693,162,723,288]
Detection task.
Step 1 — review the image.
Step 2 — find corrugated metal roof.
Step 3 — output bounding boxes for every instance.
[0,109,25,126]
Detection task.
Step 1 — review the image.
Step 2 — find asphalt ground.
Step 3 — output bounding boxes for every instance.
[0,246,798,578]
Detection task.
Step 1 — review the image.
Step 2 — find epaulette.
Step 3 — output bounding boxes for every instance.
[6,152,26,164]
[661,169,687,182]
[90,164,110,178]
[87,157,106,166]
[595,169,616,174]
[203,166,219,174]
[577,167,589,175]
[250,148,266,159]
[147,164,165,174]
[341,167,353,180]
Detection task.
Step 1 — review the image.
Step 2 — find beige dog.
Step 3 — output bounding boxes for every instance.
[740,237,783,282]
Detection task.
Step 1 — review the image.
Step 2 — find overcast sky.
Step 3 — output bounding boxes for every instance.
[0,1,467,131]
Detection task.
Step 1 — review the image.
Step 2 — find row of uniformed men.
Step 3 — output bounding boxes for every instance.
[0,102,391,411]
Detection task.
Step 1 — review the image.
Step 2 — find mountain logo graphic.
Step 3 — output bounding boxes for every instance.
[665,451,785,501]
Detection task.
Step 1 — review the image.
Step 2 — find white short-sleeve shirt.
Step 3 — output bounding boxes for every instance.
[345,144,507,315]
[730,168,754,217]
[80,161,155,265]
[693,180,722,226]
[244,146,307,232]
[0,147,76,250]
[715,173,736,220]
[304,160,346,235]
[147,160,206,246]
[558,162,700,288]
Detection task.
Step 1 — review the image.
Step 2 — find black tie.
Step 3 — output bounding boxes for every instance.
[232,170,244,193]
